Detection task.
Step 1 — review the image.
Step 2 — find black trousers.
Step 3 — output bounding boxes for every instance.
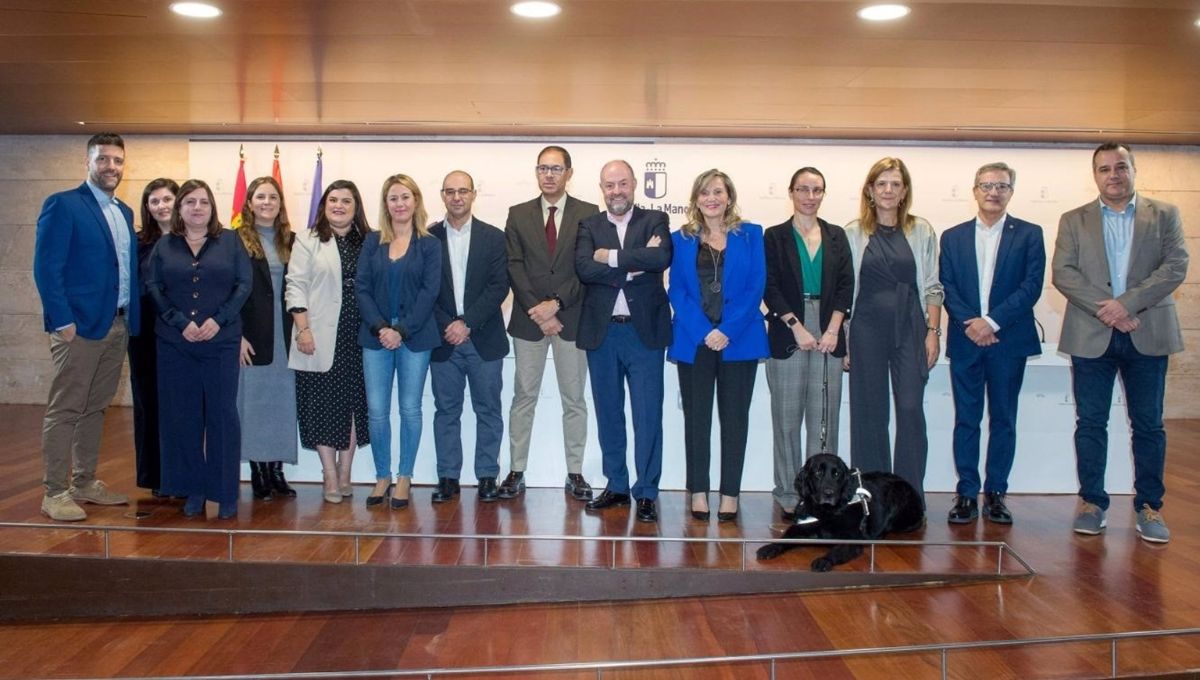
[677,346,758,497]
[126,329,161,490]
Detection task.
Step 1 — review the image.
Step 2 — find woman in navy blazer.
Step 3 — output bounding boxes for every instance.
[668,169,768,523]
[356,174,442,509]
[145,179,251,519]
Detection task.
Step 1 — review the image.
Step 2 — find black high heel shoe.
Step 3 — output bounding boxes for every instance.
[366,481,392,507]
[717,495,739,523]
[690,492,710,521]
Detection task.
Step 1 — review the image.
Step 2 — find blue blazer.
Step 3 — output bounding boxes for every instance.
[668,223,769,364]
[356,230,443,352]
[145,231,252,345]
[430,219,511,363]
[939,214,1045,360]
[33,182,141,339]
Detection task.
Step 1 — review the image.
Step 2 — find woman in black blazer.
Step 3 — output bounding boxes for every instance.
[146,179,252,519]
[355,174,442,509]
[128,178,177,496]
[234,176,298,501]
[762,167,854,521]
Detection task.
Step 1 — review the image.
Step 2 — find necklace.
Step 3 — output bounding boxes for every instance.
[184,232,206,242]
[706,242,724,293]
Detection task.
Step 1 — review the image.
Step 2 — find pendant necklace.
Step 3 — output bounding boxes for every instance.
[708,243,723,294]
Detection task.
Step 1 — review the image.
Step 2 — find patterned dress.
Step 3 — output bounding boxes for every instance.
[295,229,370,450]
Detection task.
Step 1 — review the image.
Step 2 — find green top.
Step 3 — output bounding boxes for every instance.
[793,228,823,296]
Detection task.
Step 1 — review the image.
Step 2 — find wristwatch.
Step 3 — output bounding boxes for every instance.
[927,325,942,337]
[785,317,799,328]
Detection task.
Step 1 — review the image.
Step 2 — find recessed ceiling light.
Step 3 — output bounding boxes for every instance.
[1195,16,1200,27]
[858,4,910,21]
[511,1,560,19]
[170,2,222,19]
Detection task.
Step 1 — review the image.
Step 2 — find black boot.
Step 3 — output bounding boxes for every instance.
[250,462,274,500]
[268,461,297,498]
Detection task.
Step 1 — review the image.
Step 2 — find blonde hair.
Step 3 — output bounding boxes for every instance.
[378,174,429,244]
[681,169,742,237]
[858,157,917,236]
[236,176,293,262]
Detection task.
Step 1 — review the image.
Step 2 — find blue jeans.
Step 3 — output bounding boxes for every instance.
[363,344,431,479]
[1071,331,1168,512]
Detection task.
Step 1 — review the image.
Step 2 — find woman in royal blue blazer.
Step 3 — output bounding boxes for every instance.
[356,174,442,510]
[668,169,768,523]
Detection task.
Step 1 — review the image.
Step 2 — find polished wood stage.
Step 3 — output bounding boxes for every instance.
[0,404,1198,678]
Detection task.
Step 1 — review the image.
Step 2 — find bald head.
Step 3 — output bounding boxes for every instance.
[441,170,476,228]
[599,160,637,216]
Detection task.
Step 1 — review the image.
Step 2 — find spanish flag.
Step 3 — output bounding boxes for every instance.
[229,145,247,228]
[272,145,283,191]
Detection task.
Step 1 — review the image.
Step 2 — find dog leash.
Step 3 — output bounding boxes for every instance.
[819,354,831,454]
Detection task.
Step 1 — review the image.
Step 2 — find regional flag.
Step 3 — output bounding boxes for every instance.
[230,146,247,228]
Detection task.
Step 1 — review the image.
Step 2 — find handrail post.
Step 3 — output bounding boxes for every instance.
[227,532,234,562]
[997,544,1004,575]
[1110,639,1117,677]
[354,535,360,566]
[483,537,488,567]
[869,543,876,573]
[611,539,617,570]
[103,528,110,559]
[941,647,948,679]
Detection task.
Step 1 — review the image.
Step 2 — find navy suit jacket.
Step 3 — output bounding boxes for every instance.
[33,182,141,338]
[574,207,673,351]
[939,214,1045,360]
[356,231,443,352]
[668,223,769,364]
[430,218,511,363]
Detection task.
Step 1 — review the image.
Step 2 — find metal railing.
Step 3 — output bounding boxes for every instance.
[53,627,1200,679]
[0,521,1035,576]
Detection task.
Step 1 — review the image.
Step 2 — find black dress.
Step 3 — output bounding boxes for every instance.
[295,230,370,450]
[127,237,161,490]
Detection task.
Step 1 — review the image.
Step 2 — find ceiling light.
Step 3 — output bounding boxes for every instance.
[170,2,222,19]
[858,4,910,21]
[511,1,560,19]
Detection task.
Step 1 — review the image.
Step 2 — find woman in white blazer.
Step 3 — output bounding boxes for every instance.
[286,179,372,503]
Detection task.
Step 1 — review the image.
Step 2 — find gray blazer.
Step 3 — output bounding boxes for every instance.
[1051,195,1188,358]
[505,194,601,342]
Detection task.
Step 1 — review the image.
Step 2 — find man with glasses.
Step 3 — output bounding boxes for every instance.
[1053,143,1187,543]
[501,146,601,501]
[429,171,510,502]
[939,162,1045,526]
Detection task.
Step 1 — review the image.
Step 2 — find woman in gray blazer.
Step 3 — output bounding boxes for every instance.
[844,157,943,501]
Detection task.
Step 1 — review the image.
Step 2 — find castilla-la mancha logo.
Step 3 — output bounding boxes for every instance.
[644,160,667,199]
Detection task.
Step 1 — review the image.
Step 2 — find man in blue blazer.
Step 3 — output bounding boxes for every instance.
[429,171,511,502]
[939,162,1045,526]
[33,133,141,521]
[575,160,672,523]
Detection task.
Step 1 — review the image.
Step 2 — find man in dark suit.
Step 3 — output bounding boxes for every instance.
[940,162,1045,526]
[575,160,672,523]
[429,171,510,503]
[1053,143,1188,544]
[501,146,601,501]
[33,132,140,521]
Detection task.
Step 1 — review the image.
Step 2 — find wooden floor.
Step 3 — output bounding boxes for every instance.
[0,404,1198,679]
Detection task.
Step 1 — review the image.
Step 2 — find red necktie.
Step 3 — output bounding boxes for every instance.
[545,206,558,257]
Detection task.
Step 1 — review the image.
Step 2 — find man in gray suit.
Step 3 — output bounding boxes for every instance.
[501,145,601,501]
[1052,142,1188,543]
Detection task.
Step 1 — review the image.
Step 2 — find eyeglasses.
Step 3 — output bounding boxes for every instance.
[976,182,1013,193]
[535,164,567,176]
[441,188,473,198]
[791,185,825,197]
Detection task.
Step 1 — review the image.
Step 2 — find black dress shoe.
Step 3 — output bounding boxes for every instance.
[717,511,738,523]
[636,498,658,523]
[565,473,593,501]
[477,477,499,502]
[781,507,796,522]
[691,493,710,521]
[947,495,979,524]
[983,492,1013,525]
[585,489,631,511]
[497,471,525,499]
[431,477,460,504]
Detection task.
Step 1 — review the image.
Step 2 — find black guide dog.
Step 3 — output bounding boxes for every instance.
[756,453,925,572]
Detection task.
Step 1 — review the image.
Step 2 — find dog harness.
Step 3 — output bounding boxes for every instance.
[849,468,872,532]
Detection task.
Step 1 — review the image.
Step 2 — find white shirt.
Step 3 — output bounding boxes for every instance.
[975,213,1005,331]
[444,216,472,316]
[605,209,633,316]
